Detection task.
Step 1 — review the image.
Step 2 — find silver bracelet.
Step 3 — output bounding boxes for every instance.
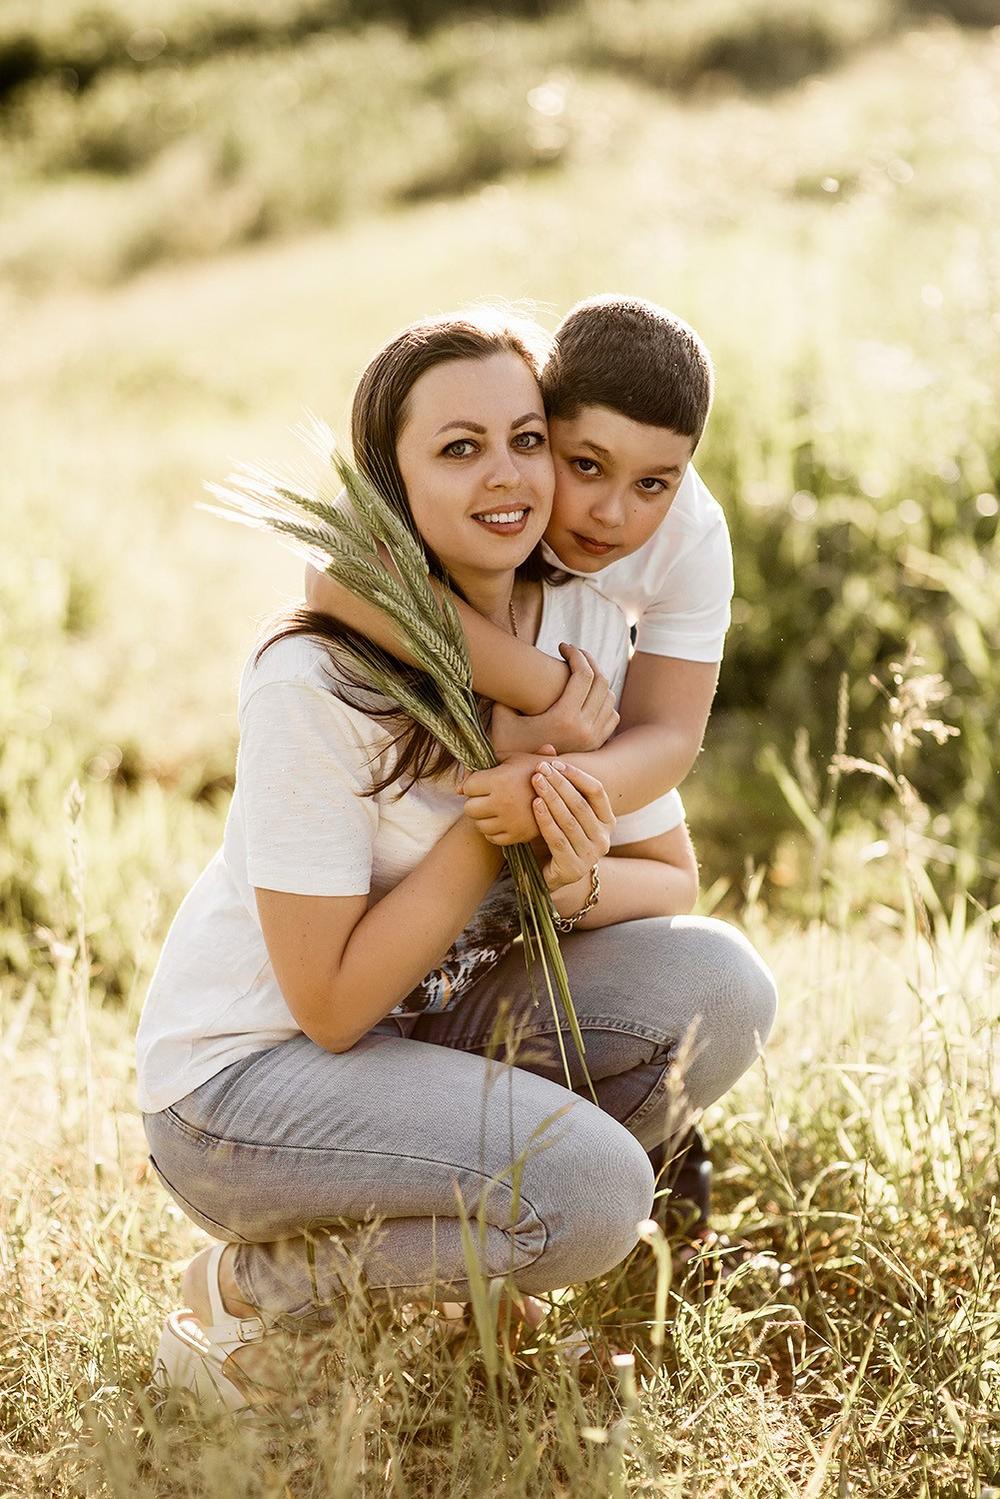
[552,863,601,933]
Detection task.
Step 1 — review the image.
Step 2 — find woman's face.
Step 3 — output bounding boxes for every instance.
[395,352,554,592]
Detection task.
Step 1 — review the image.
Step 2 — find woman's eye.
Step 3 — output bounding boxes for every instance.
[513,430,547,450]
[571,457,600,476]
[443,439,477,458]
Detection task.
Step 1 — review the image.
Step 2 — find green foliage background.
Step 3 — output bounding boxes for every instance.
[2,0,999,1003]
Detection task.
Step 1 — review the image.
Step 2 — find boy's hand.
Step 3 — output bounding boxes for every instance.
[461,748,557,846]
[496,645,619,755]
[488,703,542,761]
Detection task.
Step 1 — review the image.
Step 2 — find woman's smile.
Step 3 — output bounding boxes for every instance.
[471,504,532,536]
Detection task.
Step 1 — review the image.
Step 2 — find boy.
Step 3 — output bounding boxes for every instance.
[457,296,725,860]
[307,295,731,1230]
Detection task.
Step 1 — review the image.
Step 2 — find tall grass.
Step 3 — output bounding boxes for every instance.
[2,714,996,1494]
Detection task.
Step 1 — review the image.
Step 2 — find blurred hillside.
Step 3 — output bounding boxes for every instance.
[3,0,999,286]
[2,3,999,997]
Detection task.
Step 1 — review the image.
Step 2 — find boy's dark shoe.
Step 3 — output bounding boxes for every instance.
[649,1130,777,1295]
[648,1127,712,1233]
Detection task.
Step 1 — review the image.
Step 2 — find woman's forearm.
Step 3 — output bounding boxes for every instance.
[320,817,505,1052]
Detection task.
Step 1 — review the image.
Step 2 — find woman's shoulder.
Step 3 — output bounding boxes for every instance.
[238,631,381,737]
[239,630,331,707]
[236,629,396,761]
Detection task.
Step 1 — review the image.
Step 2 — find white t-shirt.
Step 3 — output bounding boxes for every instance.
[136,578,685,1114]
[541,463,733,661]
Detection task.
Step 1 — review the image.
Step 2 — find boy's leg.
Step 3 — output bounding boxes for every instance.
[413,915,777,1154]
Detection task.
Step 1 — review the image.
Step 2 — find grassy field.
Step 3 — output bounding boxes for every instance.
[1,8,999,1495]
[2,892,997,1496]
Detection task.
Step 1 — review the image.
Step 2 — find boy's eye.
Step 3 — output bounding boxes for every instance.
[637,478,667,495]
[571,457,601,476]
[512,430,547,451]
[442,438,478,458]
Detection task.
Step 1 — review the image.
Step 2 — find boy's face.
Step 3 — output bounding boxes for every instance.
[545,405,694,572]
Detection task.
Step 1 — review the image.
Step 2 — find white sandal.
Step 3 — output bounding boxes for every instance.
[152,1243,268,1412]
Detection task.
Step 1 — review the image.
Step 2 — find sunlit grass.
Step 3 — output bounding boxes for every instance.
[2,876,997,1495]
[2,15,999,1496]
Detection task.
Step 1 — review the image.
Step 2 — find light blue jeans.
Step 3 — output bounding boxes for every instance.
[143,916,777,1324]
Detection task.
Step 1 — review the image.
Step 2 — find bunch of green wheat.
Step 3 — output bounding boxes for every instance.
[203,419,589,1090]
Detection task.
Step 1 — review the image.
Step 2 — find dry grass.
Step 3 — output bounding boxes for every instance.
[2,884,997,1496]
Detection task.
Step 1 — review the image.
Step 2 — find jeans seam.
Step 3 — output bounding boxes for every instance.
[147,1154,250,1242]
[152,1111,553,1278]
[159,1106,562,1191]
[447,1017,674,1055]
[161,1106,218,1146]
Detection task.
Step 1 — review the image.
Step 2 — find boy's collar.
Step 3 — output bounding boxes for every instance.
[540,538,612,577]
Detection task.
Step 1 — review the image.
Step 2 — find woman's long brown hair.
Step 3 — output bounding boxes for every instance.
[259,309,562,796]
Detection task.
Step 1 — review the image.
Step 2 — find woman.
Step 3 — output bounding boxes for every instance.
[138,310,777,1409]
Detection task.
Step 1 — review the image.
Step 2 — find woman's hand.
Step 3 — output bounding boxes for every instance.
[488,646,619,758]
[530,760,615,895]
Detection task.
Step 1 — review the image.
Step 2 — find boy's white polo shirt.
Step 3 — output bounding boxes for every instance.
[541,463,733,662]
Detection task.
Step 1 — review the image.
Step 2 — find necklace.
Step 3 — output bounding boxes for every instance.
[508,596,518,638]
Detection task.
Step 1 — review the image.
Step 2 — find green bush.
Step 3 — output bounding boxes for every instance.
[694,359,1000,903]
[569,0,896,91]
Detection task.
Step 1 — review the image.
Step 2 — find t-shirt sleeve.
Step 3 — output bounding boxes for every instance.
[238,680,379,896]
[634,516,734,661]
[610,788,685,846]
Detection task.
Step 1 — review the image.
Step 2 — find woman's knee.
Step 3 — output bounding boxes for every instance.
[518,1107,654,1292]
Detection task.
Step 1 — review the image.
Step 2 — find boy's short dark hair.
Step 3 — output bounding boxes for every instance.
[541,294,714,447]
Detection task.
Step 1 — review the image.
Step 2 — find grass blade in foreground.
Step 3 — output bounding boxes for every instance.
[202,420,593,1096]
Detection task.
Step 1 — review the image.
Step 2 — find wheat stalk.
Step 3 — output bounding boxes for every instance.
[201,420,591,1093]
